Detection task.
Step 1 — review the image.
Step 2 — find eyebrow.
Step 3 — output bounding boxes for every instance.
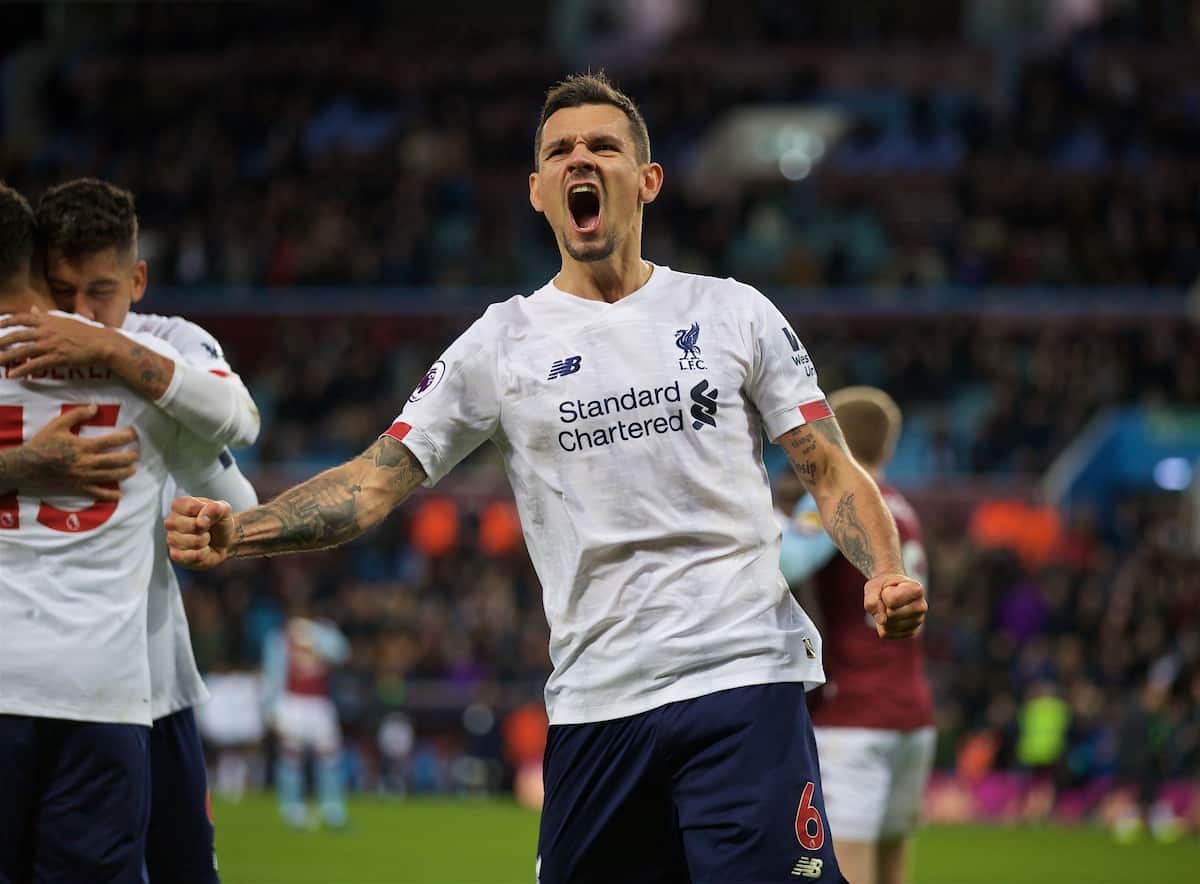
[46,274,120,290]
[542,132,625,156]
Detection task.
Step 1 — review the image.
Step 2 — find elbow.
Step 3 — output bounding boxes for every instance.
[225,400,262,449]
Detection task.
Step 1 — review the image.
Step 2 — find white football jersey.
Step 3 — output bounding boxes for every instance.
[122,312,258,719]
[0,313,213,725]
[387,266,829,724]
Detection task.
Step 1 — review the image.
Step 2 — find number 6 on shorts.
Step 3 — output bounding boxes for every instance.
[794,781,826,850]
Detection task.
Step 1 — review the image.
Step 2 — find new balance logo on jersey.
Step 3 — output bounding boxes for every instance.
[782,327,815,376]
[690,379,719,429]
[547,356,582,380]
[675,322,706,370]
[202,341,222,360]
[792,857,824,878]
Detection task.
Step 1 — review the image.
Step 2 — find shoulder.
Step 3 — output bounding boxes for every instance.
[671,271,784,327]
[125,312,225,358]
[459,292,541,345]
[90,315,183,361]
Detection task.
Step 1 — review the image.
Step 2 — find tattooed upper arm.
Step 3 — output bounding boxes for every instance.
[777,416,851,490]
[357,435,427,503]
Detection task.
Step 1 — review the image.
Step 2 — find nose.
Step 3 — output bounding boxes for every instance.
[565,142,596,174]
[72,294,96,321]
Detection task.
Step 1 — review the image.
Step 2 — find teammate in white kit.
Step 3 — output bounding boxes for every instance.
[166,73,928,883]
[0,178,261,884]
[0,182,234,883]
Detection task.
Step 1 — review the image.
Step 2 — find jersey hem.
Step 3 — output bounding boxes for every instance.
[546,665,826,726]
[0,701,152,727]
[763,396,829,440]
[151,685,211,721]
[392,425,444,486]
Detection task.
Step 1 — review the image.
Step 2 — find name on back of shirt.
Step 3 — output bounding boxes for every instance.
[2,363,113,382]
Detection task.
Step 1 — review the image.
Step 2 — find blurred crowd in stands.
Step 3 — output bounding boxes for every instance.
[4,0,1198,823]
[3,1,1200,292]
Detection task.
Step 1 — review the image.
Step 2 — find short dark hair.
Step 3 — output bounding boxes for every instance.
[36,178,138,261]
[534,72,651,167]
[0,181,36,292]
[828,386,903,468]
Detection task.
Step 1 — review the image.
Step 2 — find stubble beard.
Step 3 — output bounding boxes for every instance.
[563,229,617,263]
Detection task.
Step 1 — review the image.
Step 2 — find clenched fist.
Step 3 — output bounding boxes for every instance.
[863,573,927,639]
[165,496,236,570]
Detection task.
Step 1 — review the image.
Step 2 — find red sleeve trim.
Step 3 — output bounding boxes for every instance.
[799,399,833,422]
[208,369,231,378]
[383,421,412,441]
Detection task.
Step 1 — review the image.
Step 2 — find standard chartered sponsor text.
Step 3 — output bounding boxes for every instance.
[557,380,685,452]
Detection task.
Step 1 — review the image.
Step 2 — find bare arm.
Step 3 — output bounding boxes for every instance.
[777,416,903,579]
[0,313,261,446]
[166,435,426,567]
[0,313,174,398]
[777,416,926,638]
[104,332,174,400]
[0,405,138,501]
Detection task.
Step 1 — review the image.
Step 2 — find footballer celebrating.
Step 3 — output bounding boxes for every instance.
[167,73,927,884]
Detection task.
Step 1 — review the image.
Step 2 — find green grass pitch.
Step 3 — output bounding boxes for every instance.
[211,795,1199,883]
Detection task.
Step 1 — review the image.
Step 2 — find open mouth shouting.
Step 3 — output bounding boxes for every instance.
[567,181,602,235]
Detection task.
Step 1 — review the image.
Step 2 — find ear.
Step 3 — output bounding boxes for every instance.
[639,162,664,206]
[131,260,148,304]
[529,171,545,214]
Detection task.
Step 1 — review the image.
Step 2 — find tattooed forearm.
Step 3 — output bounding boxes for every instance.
[0,446,35,484]
[114,340,174,400]
[0,438,79,484]
[830,492,875,577]
[777,417,903,579]
[228,436,427,558]
[232,473,365,556]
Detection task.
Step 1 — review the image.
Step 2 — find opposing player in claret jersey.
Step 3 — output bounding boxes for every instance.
[0,178,261,884]
[166,73,927,884]
[780,387,934,884]
[0,182,241,884]
[262,616,351,829]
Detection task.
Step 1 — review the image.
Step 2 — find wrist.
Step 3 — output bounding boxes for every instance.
[227,513,245,559]
[93,327,122,363]
[0,445,35,483]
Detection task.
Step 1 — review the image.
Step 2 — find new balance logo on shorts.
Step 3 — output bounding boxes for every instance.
[792,857,824,878]
[548,356,582,380]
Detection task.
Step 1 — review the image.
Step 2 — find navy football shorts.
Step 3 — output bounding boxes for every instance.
[0,714,150,884]
[146,707,220,884]
[537,682,847,884]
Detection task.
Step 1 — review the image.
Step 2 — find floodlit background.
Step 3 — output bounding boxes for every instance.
[3,1,1199,881]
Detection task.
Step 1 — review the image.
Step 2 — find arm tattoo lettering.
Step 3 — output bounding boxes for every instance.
[784,418,844,489]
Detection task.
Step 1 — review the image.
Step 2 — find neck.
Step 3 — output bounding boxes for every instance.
[554,235,651,303]
[0,287,53,315]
